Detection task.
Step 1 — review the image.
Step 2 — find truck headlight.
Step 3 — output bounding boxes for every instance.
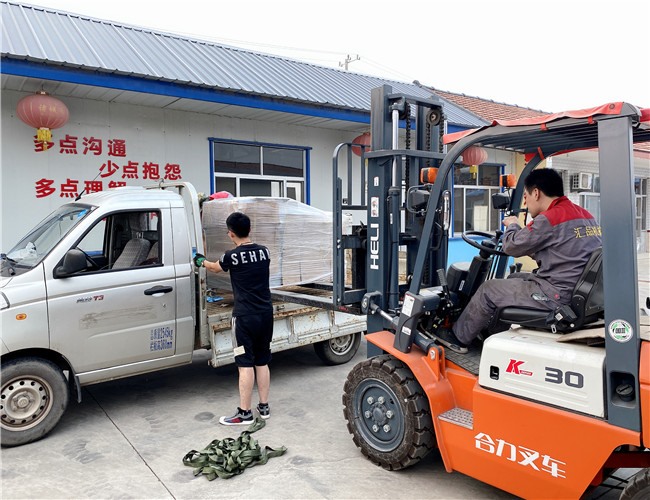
[0,292,9,310]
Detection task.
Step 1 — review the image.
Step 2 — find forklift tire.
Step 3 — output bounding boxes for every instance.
[620,468,650,500]
[342,354,435,470]
[1,357,69,447]
[313,331,361,366]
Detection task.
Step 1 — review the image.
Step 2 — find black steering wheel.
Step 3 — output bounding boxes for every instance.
[461,230,508,257]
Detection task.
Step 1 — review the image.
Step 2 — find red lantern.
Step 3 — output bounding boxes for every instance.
[461,145,488,166]
[16,91,69,150]
[351,132,371,157]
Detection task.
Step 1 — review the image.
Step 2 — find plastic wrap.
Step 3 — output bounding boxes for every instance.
[202,197,333,289]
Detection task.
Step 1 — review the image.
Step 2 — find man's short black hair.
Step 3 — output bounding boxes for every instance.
[524,168,565,198]
[226,212,251,238]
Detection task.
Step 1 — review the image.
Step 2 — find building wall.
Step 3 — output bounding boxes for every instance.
[1,90,353,247]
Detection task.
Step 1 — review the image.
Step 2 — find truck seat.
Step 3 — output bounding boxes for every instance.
[141,241,159,265]
[112,238,151,269]
[492,247,603,333]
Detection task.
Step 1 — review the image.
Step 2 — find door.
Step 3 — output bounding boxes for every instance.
[45,209,178,374]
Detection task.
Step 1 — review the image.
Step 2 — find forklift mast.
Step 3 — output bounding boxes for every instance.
[332,85,448,334]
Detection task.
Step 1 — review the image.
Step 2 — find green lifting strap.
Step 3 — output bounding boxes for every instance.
[182,417,287,480]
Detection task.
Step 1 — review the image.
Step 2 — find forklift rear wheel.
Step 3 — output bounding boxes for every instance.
[342,354,435,470]
[1,357,69,447]
[620,468,650,500]
[314,331,361,365]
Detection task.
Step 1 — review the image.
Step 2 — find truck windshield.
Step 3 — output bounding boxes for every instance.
[1,204,95,277]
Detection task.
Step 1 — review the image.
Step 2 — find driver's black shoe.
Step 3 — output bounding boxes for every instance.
[433,328,469,354]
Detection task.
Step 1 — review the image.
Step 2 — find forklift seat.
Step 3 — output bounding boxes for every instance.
[493,247,604,333]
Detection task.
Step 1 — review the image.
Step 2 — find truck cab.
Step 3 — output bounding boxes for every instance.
[1,187,203,371]
[1,187,206,446]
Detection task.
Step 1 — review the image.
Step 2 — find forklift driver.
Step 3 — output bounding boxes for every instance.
[434,168,602,354]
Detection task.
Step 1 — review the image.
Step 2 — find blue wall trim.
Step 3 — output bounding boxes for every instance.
[2,58,371,124]
[305,150,311,205]
[209,137,313,151]
[3,59,474,135]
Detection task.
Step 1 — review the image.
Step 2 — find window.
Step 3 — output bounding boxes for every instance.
[73,210,161,272]
[580,193,601,223]
[3,205,93,277]
[580,177,648,249]
[212,139,308,202]
[453,164,502,234]
[635,178,648,233]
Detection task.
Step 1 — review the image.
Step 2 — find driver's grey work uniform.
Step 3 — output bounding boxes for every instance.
[454,196,602,344]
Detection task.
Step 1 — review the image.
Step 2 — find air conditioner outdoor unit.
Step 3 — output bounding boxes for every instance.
[571,172,593,192]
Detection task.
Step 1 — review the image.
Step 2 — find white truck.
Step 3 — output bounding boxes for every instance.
[0,182,366,447]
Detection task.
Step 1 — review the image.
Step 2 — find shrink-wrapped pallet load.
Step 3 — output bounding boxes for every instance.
[202,197,333,289]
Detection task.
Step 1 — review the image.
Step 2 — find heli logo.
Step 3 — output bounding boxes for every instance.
[369,223,380,270]
[506,359,533,376]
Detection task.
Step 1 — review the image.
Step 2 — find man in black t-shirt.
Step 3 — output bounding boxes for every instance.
[194,212,273,425]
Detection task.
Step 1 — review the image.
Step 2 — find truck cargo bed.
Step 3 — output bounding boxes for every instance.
[206,288,335,332]
[205,287,367,367]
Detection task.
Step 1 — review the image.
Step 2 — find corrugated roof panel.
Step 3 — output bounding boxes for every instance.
[118,29,191,80]
[75,19,152,73]
[2,2,47,58]
[163,39,233,87]
[1,1,485,127]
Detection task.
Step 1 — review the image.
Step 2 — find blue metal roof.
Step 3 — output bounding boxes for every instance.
[1,1,485,128]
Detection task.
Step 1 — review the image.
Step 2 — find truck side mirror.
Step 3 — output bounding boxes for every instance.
[54,249,88,278]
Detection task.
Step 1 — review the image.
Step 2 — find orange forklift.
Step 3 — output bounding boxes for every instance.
[335,87,649,499]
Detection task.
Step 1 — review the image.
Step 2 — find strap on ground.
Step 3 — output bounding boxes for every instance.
[182,417,287,480]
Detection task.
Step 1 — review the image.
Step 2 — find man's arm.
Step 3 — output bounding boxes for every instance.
[502,215,520,228]
[194,253,224,273]
[501,215,551,257]
[204,259,223,273]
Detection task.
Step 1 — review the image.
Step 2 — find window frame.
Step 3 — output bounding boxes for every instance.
[209,138,311,203]
[452,162,504,236]
[69,209,162,274]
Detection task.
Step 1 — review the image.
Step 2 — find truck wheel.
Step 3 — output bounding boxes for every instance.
[313,331,361,365]
[342,354,435,470]
[620,468,650,500]
[1,357,69,447]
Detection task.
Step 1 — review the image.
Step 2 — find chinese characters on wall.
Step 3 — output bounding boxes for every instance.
[33,134,183,198]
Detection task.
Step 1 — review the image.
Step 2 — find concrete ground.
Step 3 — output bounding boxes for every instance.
[0,338,642,500]
[1,255,647,500]
[2,341,516,500]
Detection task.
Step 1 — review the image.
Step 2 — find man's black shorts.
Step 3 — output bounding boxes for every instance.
[232,311,274,367]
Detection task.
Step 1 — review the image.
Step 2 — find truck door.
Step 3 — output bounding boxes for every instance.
[45,208,179,375]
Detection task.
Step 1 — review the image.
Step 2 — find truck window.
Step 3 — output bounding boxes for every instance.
[73,210,161,272]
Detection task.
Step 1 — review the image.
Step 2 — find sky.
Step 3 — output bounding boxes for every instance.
[16,0,650,112]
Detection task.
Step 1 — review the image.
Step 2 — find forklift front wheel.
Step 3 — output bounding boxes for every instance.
[620,468,650,500]
[342,354,435,470]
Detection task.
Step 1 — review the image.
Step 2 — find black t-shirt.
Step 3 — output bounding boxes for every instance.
[219,243,272,316]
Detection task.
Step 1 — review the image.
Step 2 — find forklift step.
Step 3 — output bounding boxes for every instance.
[438,407,474,429]
[443,343,482,375]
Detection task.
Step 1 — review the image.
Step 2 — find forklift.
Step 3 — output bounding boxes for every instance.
[335,86,650,499]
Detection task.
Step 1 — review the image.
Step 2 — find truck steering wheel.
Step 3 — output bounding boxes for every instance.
[461,230,509,257]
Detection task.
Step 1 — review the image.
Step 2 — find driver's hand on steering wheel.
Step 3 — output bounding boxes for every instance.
[502,215,520,227]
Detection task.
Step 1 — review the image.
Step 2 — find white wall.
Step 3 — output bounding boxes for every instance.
[1,90,354,247]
